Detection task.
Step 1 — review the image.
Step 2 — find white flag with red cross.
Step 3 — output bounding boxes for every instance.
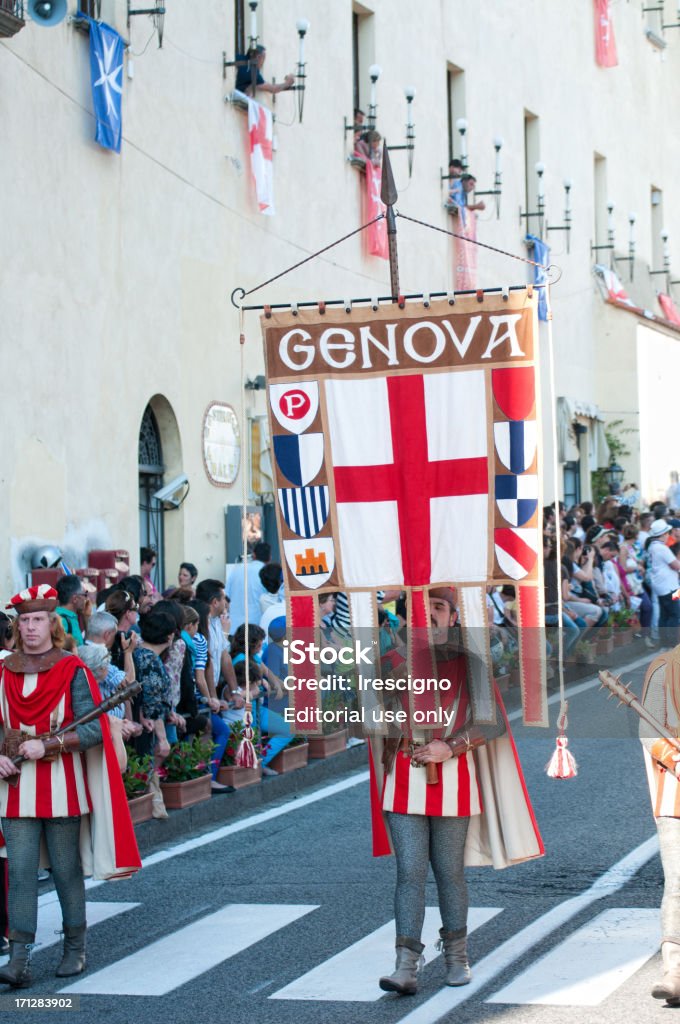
[247,96,274,215]
[261,292,547,728]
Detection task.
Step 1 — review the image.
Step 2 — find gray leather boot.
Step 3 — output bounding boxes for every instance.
[379,936,425,995]
[652,939,680,1003]
[436,927,471,986]
[0,932,34,988]
[55,924,87,978]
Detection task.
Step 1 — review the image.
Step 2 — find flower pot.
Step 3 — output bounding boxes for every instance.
[127,791,153,825]
[493,673,511,694]
[348,720,365,741]
[217,763,262,789]
[161,773,212,809]
[269,742,309,774]
[596,636,614,656]
[308,729,348,759]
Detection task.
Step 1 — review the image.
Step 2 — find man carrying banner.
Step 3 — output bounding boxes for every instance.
[639,646,680,1005]
[0,586,140,988]
[374,587,543,995]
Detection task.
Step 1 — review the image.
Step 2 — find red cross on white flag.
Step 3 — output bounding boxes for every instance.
[247,97,275,215]
[326,370,489,586]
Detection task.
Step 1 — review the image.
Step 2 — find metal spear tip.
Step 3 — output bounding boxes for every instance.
[380,143,398,207]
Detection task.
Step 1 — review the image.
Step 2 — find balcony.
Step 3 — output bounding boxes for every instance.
[0,0,24,38]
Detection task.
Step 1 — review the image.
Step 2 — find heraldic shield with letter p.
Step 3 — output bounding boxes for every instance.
[261,291,547,731]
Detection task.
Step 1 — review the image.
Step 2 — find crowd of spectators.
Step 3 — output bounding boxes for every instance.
[539,491,680,659]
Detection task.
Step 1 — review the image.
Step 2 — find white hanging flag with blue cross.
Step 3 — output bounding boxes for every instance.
[87,19,124,152]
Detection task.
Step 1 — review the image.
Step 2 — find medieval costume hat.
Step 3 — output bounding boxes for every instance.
[6,584,58,615]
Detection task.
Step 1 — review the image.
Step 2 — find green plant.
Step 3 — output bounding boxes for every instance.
[591,419,638,504]
[321,686,349,734]
[288,735,308,747]
[122,749,153,799]
[498,648,519,671]
[159,736,215,782]
[610,602,639,626]
[573,640,595,660]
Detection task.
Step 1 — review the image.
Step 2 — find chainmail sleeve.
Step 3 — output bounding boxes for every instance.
[71,667,103,749]
[640,663,667,754]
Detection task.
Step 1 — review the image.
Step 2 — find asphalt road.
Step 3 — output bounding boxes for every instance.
[1,652,672,1024]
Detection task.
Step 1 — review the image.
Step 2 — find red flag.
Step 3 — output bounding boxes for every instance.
[454,208,478,290]
[364,160,388,259]
[595,0,618,68]
[247,96,275,215]
[659,293,680,325]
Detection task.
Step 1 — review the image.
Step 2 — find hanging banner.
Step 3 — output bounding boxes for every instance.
[261,291,547,729]
[87,18,125,153]
[364,161,388,259]
[454,209,478,290]
[594,0,618,68]
[526,234,550,322]
[659,293,680,326]
[246,95,275,215]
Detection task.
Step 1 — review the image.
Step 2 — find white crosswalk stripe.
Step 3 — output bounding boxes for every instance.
[271,906,501,1002]
[486,907,659,1006]
[59,903,318,996]
[0,901,139,962]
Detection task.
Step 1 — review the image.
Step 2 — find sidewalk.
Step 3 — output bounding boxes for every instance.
[131,637,653,857]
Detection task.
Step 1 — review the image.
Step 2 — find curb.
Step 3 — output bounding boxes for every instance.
[132,742,369,856]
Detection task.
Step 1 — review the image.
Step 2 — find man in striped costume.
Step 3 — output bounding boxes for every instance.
[0,586,140,988]
[374,587,543,995]
[640,649,680,1005]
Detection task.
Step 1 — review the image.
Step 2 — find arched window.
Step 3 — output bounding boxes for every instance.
[138,405,164,588]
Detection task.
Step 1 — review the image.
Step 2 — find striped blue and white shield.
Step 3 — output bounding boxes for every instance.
[278,486,330,539]
[494,420,537,474]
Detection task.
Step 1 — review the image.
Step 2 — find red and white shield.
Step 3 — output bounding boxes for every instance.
[270,382,319,435]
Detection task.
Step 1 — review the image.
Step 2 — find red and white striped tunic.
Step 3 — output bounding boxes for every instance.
[0,671,92,818]
[381,747,482,817]
[381,668,482,818]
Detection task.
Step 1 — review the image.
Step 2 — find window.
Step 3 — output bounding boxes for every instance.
[351,4,375,116]
[593,153,608,247]
[138,406,165,590]
[352,11,360,111]
[234,0,245,56]
[446,65,465,163]
[651,187,664,270]
[78,0,100,17]
[523,110,540,220]
[563,462,581,508]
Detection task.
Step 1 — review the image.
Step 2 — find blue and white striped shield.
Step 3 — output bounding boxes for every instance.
[278,486,330,539]
[494,420,537,474]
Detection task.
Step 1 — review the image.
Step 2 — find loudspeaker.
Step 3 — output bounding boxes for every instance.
[28,0,67,27]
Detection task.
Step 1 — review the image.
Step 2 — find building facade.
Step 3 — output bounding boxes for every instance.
[2,0,680,591]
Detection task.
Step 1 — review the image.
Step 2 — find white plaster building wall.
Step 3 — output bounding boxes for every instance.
[2,0,680,591]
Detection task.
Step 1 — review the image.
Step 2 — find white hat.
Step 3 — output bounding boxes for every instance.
[650,518,672,538]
